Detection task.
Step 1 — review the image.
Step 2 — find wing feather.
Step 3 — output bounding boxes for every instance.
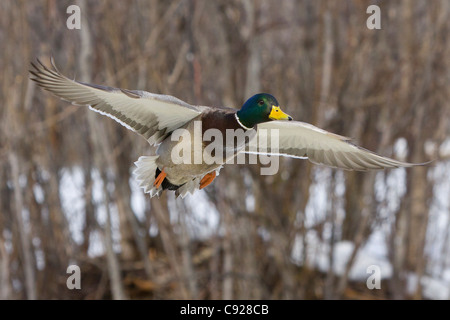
[30,59,202,145]
[245,121,426,171]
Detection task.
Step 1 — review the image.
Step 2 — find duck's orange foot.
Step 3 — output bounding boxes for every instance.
[153,168,167,188]
[200,171,217,190]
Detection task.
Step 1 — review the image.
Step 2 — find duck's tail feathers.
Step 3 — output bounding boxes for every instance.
[175,178,201,199]
[175,166,223,198]
[133,156,162,197]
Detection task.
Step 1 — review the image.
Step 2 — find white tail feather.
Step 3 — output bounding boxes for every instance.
[134,157,222,198]
[176,178,201,198]
[133,156,162,197]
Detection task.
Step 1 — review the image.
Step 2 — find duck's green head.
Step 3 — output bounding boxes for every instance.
[236,93,292,129]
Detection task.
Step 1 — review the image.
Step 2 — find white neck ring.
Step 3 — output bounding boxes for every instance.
[235,113,253,131]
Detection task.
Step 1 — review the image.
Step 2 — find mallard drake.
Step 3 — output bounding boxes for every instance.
[30,59,424,198]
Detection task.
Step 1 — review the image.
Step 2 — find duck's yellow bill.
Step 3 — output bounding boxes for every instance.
[269,105,293,121]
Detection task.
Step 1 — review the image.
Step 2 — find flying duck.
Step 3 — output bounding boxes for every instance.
[30,59,424,198]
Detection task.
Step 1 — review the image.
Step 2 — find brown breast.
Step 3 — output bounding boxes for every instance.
[200,109,255,159]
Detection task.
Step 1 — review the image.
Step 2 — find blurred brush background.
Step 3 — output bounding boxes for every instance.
[0,0,449,300]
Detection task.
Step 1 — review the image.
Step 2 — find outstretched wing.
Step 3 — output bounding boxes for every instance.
[30,59,202,145]
[245,121,425,170]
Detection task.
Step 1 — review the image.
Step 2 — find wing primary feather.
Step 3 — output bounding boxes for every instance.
[325,151,351,170]
[30,58,203,146]
[246,121,429,170]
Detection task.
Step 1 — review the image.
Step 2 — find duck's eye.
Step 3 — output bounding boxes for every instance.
[257,100,264,106]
